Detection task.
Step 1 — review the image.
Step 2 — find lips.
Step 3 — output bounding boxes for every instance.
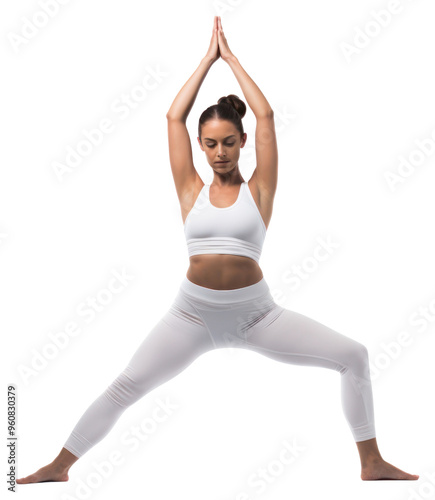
[215,161,229,164]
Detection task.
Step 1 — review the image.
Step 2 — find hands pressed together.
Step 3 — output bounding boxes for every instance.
[205,16,235,63]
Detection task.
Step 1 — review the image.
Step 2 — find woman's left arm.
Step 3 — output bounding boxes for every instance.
[217,18,277,197]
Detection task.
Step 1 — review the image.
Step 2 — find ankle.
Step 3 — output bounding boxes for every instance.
[50,459,70,472]
[361,454,383,468]
[51,447,79,472]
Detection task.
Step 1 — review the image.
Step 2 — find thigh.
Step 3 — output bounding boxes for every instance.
[122,303,215,391]
[243,308,367,372]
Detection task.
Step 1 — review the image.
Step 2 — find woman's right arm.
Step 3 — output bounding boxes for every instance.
[166,56,215,122]
[166,56,215,202]
[166,17,220,205]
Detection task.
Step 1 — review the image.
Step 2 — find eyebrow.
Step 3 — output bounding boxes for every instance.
[204,135,236,141]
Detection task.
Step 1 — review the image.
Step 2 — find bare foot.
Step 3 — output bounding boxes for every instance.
[16,463,69,484]
[361,458,419,480]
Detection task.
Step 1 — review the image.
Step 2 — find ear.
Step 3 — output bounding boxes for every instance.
[240,132,247,148]
[197,137,204,151]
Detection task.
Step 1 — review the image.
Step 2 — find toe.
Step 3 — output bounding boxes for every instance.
[18,474,37,484]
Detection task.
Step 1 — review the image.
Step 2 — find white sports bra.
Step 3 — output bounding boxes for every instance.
[184,181,267,264]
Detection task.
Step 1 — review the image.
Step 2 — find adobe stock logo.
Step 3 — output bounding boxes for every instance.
[51,65,168,183]
[369,294,435,381]
[59,396,180,500]
[270,235,341,306]
[16,267,134,385]
[383,127,435,192]
[339,0,415,64]
[7,0,72,53]
[229,438,308,499]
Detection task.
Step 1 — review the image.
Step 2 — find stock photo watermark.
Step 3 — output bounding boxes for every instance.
[51,64,169,183]
[7,0,72,52]
[339,0,416,64]
[407,469,435,500]
[16,267,134,386]
[59,395,180,500]
[0,230,8,247]
[239,105,297,170]
[270,234,341,305]
[213,0,245,16]
[229,437,308,500]
[369,293,435,381]
[384,125,435,192]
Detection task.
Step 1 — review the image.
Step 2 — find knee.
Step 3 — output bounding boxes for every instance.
[354,341,369,359]
[342,341,370,374]
[105,370,140,407]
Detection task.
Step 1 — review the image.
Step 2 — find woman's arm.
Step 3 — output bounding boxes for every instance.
[226,56,273,119]
[166,18,220,205]
[166,57,215,202]
[217,18,277,198]
[166,56,215,122]
[166,16,220,121]
[216,18,272,118]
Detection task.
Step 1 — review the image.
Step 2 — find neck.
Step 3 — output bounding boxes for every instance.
[212,170,244,187]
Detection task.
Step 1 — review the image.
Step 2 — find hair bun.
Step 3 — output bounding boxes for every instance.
[217,94,246,119]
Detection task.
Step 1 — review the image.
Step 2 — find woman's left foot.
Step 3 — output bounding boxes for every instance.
[361,458,419,480]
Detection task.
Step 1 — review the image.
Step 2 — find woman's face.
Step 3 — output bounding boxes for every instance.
[198,119,247,175]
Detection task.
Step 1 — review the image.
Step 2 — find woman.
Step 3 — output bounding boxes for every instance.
[17,16,418,484]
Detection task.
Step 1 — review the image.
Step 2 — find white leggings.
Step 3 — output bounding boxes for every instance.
[63,276,376,458]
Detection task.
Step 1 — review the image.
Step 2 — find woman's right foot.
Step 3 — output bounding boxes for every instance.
[16,463,69,484]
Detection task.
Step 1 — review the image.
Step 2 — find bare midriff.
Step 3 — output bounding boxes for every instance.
[186,254,263,290]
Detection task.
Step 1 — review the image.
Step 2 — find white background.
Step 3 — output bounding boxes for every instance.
[1,0,434,499]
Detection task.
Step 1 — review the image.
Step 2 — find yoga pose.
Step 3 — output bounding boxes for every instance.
[17,16,418,484]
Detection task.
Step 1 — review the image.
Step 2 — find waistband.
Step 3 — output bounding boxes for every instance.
[180,276,270,304]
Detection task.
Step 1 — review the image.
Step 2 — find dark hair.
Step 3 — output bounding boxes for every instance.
[198,94,246,142]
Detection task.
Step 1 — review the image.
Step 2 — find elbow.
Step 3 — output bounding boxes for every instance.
[257,108,274,119]
[166,112,185,122]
